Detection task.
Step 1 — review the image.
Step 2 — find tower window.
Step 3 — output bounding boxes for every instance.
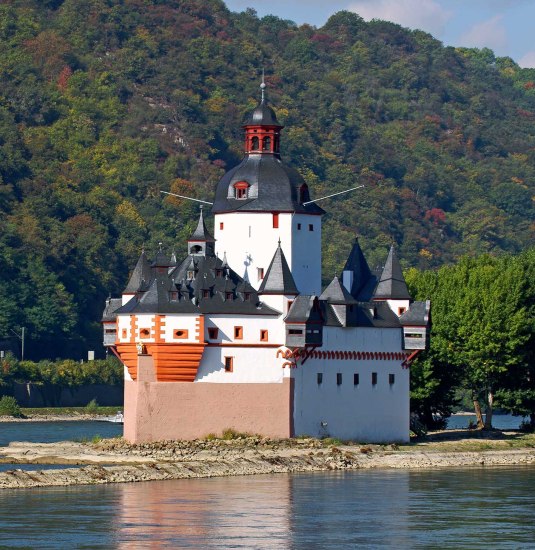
[234,326,243,339]
[398,307,406,315]
[260,329,268,342]
[389,373,395,385]
[190,245,202,254]
[372,372,378,386]
[208,327,219,339]
[140,328,150,339]
[257,267,264,281]
[251,136,259,150]
[299,184,309,204]
[220,222,224,230]
[174,329,188,339]
[354,373,360,386]
[308,224,314,231]
[262,136,271,151]
[272,213,279,228]
[336,373,343,386]
[224,356,233,372]
[317,372,323,385]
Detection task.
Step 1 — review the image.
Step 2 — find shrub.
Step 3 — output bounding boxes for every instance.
[0,395,23,417]
[85,398,99,414]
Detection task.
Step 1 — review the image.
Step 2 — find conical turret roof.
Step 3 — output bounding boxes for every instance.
[124,248,152,293]
[189,207,215,242]
[258,241,299,295]
[320,276,358,304]
[373,246,411,300]
[341,236,372,298]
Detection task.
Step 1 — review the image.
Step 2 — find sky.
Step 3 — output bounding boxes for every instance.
[224,0,535,68]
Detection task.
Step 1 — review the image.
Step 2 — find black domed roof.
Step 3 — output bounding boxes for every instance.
[211,154,325,215]
[243,98,281,127]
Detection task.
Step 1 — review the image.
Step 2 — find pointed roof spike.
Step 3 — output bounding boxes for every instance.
[189,206,215,242]
[258,243,299,295]
[124,248,152,293]
[373,245,411,300]
[260,68,266,101]
[341,236,373,298]
[222,251,228,267]
[320,275,358,305]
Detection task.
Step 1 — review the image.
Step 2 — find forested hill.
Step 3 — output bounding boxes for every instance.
[1,0,534,359]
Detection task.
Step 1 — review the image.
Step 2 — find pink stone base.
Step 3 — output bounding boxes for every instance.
[124,357,293,443]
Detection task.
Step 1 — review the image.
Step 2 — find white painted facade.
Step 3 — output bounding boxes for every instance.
[214,212,322,295]
[292,327,410,442]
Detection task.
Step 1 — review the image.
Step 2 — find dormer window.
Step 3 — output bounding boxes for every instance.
[203,290,210,298]
[234,181,249,200]
[170,291,178,301]
[216,269,223,277]
[244,292,251,301]
[190,244,202,254]
[299,184,309,204]
[187,270,195,280]
[226,292,233,300]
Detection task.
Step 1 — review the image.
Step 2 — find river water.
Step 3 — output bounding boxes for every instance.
[0,468,534,548]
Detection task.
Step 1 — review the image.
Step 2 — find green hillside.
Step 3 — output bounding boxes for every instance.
[0,0,534,358]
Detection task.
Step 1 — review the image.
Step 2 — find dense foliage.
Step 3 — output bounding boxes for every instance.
[0,1,534,358]
[407,248,535,428]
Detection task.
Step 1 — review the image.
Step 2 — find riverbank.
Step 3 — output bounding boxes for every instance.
[1,430,534,489]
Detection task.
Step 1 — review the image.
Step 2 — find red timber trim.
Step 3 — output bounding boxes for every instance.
[402,350,421,369]
[154,315,166,343]
[195,315,205,343]
[116,343,139,380]
[129,315,138,344]
[296,349,407,362]
[206,343,281,348]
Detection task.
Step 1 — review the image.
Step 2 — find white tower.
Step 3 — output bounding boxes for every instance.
[211,81,324,295]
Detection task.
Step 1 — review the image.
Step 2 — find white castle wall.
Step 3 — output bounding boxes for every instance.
[292,327,410,443]
[214,212,322,295]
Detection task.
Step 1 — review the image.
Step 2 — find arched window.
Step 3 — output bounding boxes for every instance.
[251,136,259,150]
[234,181,249,199]
[189,245,202,254]
[262,136,271,151]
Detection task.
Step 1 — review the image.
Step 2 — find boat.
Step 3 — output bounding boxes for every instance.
[97,411,124,424]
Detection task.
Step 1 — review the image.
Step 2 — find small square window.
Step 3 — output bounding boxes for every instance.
[317,372,323,385]
[122,329,127,339]
[234,326,243,339]
[308,224,314,231]
[389,373,395,385]
[260,329,268,342]
[398,307,406,315]
[272,213,279,228]
[297,223,302,230]
[203,290,210,298]
[353,373,359,386]
[336,373,343,386]
[140,328,150,339]
[244,292,251,301]
[287,300,294,312]
[372,372,378,386]
[224,356,233,372]
[174,329,188,339]
[208,327,218,340]
[257,268,264,281]
[220,222,224,230]
[226,292,233,300]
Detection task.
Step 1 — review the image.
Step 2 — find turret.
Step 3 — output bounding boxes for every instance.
[373,245,411,317]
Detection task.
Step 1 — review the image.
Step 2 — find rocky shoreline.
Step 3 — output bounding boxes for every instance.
[1,432,534,489]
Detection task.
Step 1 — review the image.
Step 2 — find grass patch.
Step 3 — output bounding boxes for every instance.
[21,406,121,416]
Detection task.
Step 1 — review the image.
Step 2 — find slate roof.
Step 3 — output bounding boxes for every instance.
[320,276,358,305]
[400,300,431,326]
[244,98,282,127]
[373,246,411,300]
[341,237,374,299]
[102,298,122,322]
[285,295,323,324]
[113,251,279,317]
[190,207,215,242]
[123,249,152,294]
[321,301,402,329]
[211,154,325,215]
[258,242,299,295]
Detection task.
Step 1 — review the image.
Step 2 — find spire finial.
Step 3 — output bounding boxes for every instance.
[278,237,281,247]
[158,242,163,252]
[260,68,266,101]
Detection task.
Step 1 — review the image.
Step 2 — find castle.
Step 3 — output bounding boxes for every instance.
[102,82,430,443]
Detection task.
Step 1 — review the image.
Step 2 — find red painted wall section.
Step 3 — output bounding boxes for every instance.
[124,355,293,442]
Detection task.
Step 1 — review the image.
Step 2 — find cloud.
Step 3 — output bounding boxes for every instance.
[458,15,508,51]
[348,0,452,38]
[518,51,535,68]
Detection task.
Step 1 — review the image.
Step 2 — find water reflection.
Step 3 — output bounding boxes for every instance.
[0,469,534,549]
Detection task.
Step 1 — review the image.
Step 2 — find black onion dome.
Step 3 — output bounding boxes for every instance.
[244,98,281,127]
[211,155,325,214]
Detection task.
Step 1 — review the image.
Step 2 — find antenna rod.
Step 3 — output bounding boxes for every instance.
[303,185,364,206]
[160,191,213,205]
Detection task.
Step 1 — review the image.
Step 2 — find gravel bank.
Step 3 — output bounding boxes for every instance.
[1,434,534,489]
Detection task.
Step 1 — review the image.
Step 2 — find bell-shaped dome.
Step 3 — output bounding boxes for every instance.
[243,98,281,127]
